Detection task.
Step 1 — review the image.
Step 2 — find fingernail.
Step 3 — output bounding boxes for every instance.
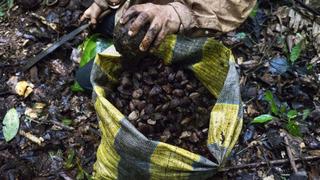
[120,18,123,24]
[128,31,133,36]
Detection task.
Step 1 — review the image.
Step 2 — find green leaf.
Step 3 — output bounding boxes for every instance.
[73,35,112,91]
[62,118,73,126]
[80,34,112,68]
[2,108,20,142]
[302,109,310,120]
[280,104,287,114]
[84,171,92,180]
[264,90,279,115]
[0,0,14,17]
[249,3,258,18]
[287,110,298,120]
[76,158,92,180]
[0,7,4,17]
[64,149,75,169]
[71,82,85,92]
[7,0,14,9]
[307,64,313,71]
[286,120,302,137]
[290,41,302,64]
[252,114,274,124]
[76,171,85,180]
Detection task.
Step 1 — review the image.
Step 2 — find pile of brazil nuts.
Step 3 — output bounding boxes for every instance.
[107,57,216,158]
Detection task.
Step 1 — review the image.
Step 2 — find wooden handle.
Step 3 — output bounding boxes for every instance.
[98,9,113,21]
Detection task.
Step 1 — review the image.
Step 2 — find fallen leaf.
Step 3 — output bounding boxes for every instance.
[286,120,302,137]
[252,114,274,124]
[290,41,302,63]
[312,22,320,56]
[269,57,289,75]
[287,110,298,120]
[80,34,112,67]
[264,90,279,115]
[71,82,85,93]
[62,118,73,126]
[2,108,20,142]
[64,149,76,169]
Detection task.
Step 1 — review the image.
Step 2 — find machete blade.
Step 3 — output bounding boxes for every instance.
[21,23,90,72]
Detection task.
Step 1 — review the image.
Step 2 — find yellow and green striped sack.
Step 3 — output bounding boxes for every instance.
[91,35,243,179]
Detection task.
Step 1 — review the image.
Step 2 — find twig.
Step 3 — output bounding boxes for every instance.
[0,144,10,151]
[259,146,272,171]
[51,120,75,131]
[244,37,278,76]
[19,130,44,146]
[0,63,21,68]
[293,0,320,16]
[219,156,320,172]
[284,136,298,173]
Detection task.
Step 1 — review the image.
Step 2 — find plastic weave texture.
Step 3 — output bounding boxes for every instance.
[91,35,243,179]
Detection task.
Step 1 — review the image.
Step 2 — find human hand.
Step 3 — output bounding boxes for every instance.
[80,2,103,25]
[119,3,181,52]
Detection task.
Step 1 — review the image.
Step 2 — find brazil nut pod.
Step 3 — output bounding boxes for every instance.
[113,18,150,61]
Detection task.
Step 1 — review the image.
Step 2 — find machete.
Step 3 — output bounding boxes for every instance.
[21,9,113,72]
[21,23,90,72]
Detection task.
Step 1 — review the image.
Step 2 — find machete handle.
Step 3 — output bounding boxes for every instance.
[98,9,112,22]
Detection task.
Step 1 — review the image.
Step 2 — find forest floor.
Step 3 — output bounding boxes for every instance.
[0,0,319,179]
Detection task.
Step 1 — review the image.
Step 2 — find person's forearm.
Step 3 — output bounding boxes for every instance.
[172,0,257,32]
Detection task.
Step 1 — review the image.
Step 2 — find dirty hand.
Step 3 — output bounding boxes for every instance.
[120,3,181,51]
[80,2,102,25]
